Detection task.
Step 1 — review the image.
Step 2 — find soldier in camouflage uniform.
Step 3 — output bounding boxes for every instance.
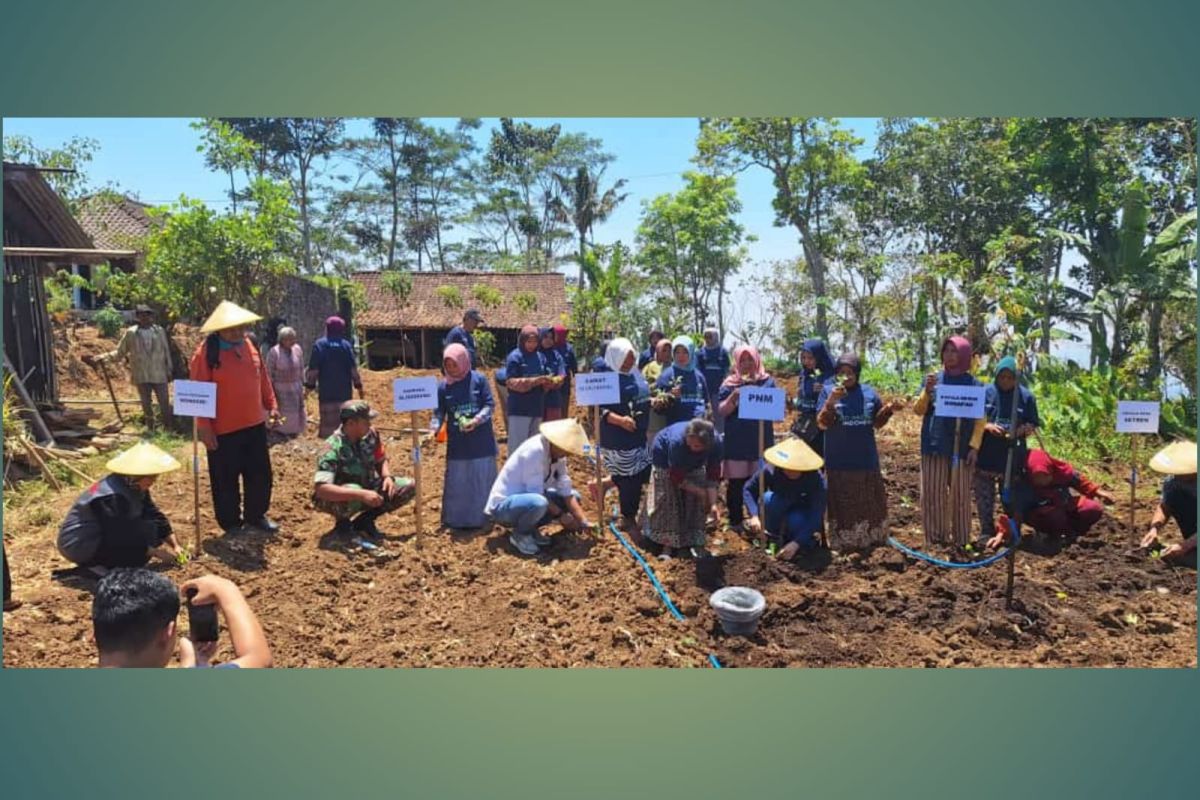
[312,401,415,538]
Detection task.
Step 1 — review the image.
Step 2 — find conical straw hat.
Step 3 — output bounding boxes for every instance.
[764,437,823,472]
[1149,440,1197,476]
[200,300,262,333]
[539,418,590,457]
[105,441,182,476]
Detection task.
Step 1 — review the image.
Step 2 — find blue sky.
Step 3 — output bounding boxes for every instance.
[2,116,879,272]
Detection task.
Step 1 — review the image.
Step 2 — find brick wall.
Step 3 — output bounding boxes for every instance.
[261,276,338,358]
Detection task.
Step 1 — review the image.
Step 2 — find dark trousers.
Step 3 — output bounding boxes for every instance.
[207,423,273,531]
[136,382,172,431]
[726,477,748,525]
[3,542,11,603]
[86,522,159,568]
[612,467,651,519]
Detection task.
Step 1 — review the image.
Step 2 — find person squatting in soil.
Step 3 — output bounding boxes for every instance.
[189,301,282,537]
[538,326,568,422]
[816,353,894,550]
[92,568,271,669]
[1140,440,1197,566]
[913,336,986,548]
[973,356,1039,543]
[647,419,723,560]
[503,325,550,453]
[306,315,364,439]
[485,419,593,556]
[743,437,827,561]
[431,344,499,531]
[991,449,1116,543]
[57,442,187,575]
[716,344,775,533]
[313,400,416,539]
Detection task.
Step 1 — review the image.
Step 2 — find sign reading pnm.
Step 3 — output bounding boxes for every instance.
[739,386,786,421]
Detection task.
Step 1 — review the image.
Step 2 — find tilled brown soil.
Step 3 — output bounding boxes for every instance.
[3,366,1195,668]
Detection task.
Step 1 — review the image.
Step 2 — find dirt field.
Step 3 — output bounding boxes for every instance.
[4,334,1196,667]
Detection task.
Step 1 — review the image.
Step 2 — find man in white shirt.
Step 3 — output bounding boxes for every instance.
[485,419,593,556]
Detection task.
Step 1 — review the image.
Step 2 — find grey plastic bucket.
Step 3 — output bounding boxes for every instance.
[709,586,766,636]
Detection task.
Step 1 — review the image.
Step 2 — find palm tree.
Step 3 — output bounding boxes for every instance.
[551,166,628,287]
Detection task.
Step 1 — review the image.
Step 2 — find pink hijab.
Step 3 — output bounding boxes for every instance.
[443,343,472,385]
[723,344,766,387]
[942,336,973,377]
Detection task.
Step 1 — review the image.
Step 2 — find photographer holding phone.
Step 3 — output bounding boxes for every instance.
[92,569,271,669]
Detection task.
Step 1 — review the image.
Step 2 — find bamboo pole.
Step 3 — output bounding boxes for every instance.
[4,353,55,445]
[193,417,202,557]
[19,436,62,491]
[411,411,424,544]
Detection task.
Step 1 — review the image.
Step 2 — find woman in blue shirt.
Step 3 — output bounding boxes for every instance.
[743,437,826,560]
[504,325,549,453]
[974,355,1040,544]
[912,336,986,548]
[817,353,895,550]
[697,327,731,433]
[647,419,723,560]
[539,327,567,422]
[653,336,709,426]
[715,345,775,532]
[431,343,498,530]
[790,338,834,455]
[596,338,652,532]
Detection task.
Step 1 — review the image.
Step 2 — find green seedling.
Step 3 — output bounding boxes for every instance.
[176,549,190,567]
[453,413,475,430]
[1055,591,1068,600]
[1124,612,1140,626]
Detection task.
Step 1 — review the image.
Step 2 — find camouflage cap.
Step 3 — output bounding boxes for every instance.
[339,400,378,421]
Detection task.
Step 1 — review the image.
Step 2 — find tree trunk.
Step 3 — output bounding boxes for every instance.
[228,170,238,214]
[577,229,587,288]
[299,163,313,274]
[1147,299,1164,382]
[796,225,828,340]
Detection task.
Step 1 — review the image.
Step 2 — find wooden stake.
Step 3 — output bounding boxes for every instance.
[594,405,603,535]
[757,419,766,526]
[193,417,202,556]
[4,353,56,445]
[1129,434,1138,540]
[411,410,424,542]
[95,359,125,425]
[19,436,62,491]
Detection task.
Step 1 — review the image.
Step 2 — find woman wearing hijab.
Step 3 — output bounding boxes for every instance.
[643,338,674,445]
[817,353,894,550]
[504,325,550,453]
[697,327,731,433]
[790,338,834,456]
[653,336,709,426]
[974,356,1040,544]
[305,316,364,439]
[265,326,307,438]
[638,329,665,370]
[539,327,568,422]
[1008,449,1115,538]
[553,324,578,409]
[716,345,775,532]
[912,336,986,548]
[596,338,652,531]
[648,419,723,560]
[431,343,499,530]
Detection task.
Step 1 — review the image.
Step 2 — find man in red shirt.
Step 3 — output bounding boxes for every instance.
[189,301,282,536]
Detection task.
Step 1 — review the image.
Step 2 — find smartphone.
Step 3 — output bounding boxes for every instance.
[185,587,219,643]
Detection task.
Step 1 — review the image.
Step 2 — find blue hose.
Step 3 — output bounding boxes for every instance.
[887,517,1021,569]
[606,517,724,669]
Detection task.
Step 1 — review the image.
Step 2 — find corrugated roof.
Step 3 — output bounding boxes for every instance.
[354,271,571,330]
[76,194,156,252]
[2,162,94,250]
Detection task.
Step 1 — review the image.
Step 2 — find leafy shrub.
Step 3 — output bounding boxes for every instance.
[93,306,126,339]
[434,285,463,309]
[513,291,539,314]
[473,329,496,367]
[471,284,503,310]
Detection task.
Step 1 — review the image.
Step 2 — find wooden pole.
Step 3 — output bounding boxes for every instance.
[19,436,62,491]
[4,353,56,445]
[193,417,201,556]
[1129,434,1138,540]
[757,420,766,538]
[594,405,603,535]
[1003,431,1018,609]
[411,410,424,542]
[95,359,125,425]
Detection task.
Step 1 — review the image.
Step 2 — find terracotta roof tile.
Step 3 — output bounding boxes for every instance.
[76,195,157,252]
[353,271,570,330]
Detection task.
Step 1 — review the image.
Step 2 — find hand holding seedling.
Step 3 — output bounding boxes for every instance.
[1140,526,1160,549]
[745,516,762,535]
[924,372,938,393]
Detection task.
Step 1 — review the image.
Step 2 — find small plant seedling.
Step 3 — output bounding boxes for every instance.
[1149,549,1162,560]
[453,413,475,430]
[1124,612,1140,626]
[176,549,190,567]
[1055,591,1068,600]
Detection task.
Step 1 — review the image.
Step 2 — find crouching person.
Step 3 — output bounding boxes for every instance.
[1141,440,1197,566]
[92,568,271,668]
[1007,449,1115,540]
[57,442,187,576]
[744,438,827,561]
[312,400,415,539]
[484,419,593,556]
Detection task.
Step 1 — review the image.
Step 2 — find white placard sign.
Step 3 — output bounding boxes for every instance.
[574,371,620,406]
[933,385,986,419]
[172,380,217,418]
[393,376,439,412]
[739,386,787,422]
[1116,401,1160,434]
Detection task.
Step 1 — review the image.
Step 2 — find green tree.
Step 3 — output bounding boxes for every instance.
[696,117,864,339]
[191,119,256,213]
[2,134,100,211]
[551,166,628,287]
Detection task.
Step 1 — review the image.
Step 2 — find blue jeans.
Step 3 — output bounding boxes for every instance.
[490,489,577,535]
[763,489,824,547]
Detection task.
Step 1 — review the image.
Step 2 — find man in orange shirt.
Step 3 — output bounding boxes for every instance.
[189,301,282,536]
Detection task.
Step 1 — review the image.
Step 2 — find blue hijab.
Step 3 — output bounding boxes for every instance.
[671,335,696,373]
